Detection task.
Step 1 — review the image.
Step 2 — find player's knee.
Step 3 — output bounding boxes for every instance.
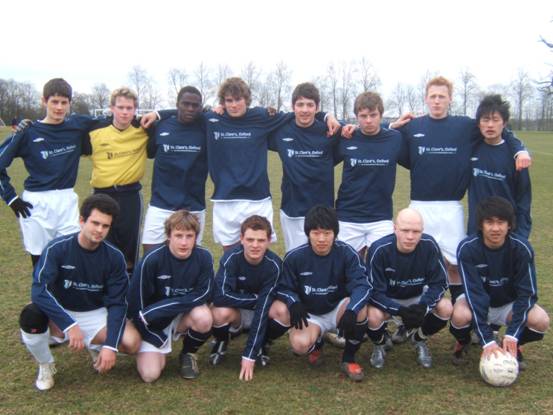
[19,303,48,334]
[289,335,312,355]
[451,302,472,326]
[529,307,550,332]
[121,323,142,355]
[435,298,453,319]
[138,364,163,383]
[269,300,289,323]
[211,307,234,326]
[367,306,385,327]
[190,306,213,333]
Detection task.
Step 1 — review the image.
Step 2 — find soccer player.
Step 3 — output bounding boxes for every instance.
[389,76,530,339]
[0,78,104,267]
[451,196,549,367]
[83,87,151,273]
[269,82,339,252]
[142,86,208,252]
[210,215,284,381]
[128,210,213,382]
[366,208,451,369]
[19,194,141,391]
[467,94,531,238]
[336,91,403,259]
[272,205,370,381]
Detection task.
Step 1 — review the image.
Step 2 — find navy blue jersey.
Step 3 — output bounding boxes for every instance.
[204,108,293,201]
[148,116,208,211]
[31,233,128,351]
[457,233,537,345]
[269,118,338,217]
[213,246,282,359]
[468,140,531,238]
[0,115,102,204]
[396,116,525,201]
[277,241,370,315]
[367,233,448,315]
[336,128,402,223]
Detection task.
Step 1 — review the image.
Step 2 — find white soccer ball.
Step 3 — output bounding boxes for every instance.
[479,351,519,387]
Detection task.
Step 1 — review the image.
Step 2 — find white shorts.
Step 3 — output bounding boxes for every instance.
[138,314,185,354]
[487,302,514,327]
[338,220,393,252]
[19,189,80,255]
[280,211,307,253]
[51,308,107,350]
[236,309,255,331]
[141,205,206,245]
[409,200,465,265]
[212,198,275,246]
[307,298,349,335]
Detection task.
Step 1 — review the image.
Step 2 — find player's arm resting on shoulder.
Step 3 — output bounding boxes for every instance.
[212,105,225,115]
[389,112,415,129]
[95,347,117,373]
[239,357,256,381]
[341,124,357,138]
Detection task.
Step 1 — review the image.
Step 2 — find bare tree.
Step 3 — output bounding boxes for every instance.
[71,92,92,115]
[167,68,188,103]
[141,81,163,110]
[388,83,408,116]
[326,63,339,118]
[417,70,436,113]
[405,84,419,113]
[270,61,292,111]
[193,62,213,104]
[257,72,273,108]
[90,83,110,110]
[215,64,232,88]
[358,57,380,92]
[457,69,479,116]
[241,62,261,104]
[127,65,152,108]
[511,69,534,129]
[339,61,357,121]
[312,75,332,113]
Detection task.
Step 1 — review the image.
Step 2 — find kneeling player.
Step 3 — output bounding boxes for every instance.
[19,194,141,390]
[210,215,284,381]
[366,208,451,369]
[451,196,549,367]
[128,210,213,382]
[273,205,370,381]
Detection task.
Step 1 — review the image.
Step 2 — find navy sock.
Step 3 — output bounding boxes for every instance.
[181,329,210,354]
[422,312,448,337]
[266,319,289,342]
[212,324,230,343]
[367,322,387,345]
[519,327,544,345]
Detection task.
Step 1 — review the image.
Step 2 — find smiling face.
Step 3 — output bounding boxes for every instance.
[42,94,70,124]
[293,96,317,128]
[481,217,509,249]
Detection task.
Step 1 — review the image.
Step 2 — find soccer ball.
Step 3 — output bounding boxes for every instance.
[479,351,519,387]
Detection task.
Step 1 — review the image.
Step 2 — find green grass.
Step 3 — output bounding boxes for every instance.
[0,127,552,414]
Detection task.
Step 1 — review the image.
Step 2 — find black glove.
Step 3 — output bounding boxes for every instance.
[337,309,357,338]
[408,304,428,327]
[398,306,419,330]
[15,118,31,133]
[289,302,309,330]
[9,197,33,218]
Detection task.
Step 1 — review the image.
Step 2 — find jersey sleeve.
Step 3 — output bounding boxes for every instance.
[242,256,282,361]
[213,254,258,308]
[276,256,301,307]
[506,240,538,340]
[344,246,371,314]
[0,130,25,204]
[501,128,526,157]
[103,253,129,351]
[31,243,77,332]
[366,245,403,315]
[514,169,532,239]
[419,240,449,310]
[396,125,411,169]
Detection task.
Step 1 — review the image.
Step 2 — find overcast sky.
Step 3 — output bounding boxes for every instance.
[2,0,552,105]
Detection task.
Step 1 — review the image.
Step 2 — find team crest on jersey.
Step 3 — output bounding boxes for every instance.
[418,146,426,155]
[33,137,45,143]
[107,152,114,159]
[350,158,357,167]
[287,149,295,158]
[473,168,482,177]
[413,133,425,138]
[214,132,221,140]
[64,280,72,289]
[282,137,294,142]
[41,151,49,159]
[160,132,170,136]
[163,144,171,152]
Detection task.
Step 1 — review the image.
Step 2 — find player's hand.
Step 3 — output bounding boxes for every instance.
[94,347,117,374]
[289,302,309,330]
[502,336,518,358]
[239,358,255,381]
[212,105,225,115]
[398,306,421,330]
[15,118,32,132]
[341,124,357,139]
[389,112,415,129]
[67,325,85,351]
[337,309,357,338]
[481,341,503,359]
[8,197,33,218]
[266,106,277,117]
[140,112,158,129]
[515,151,532,171]
[325,114,340,137]
[407,303,428,327]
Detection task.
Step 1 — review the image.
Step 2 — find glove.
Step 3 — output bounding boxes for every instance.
[398,306,420,330]
[408,304,428,327]
[337,309,357,338]
[289,302,309,330]
[9,197,33,218]
[15,118,32,133]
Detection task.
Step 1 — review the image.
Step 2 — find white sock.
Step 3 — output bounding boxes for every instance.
[20,329,54,364]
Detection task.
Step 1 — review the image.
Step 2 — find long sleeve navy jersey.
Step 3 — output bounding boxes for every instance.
[336,128,402,223]
[213,245,282,360]
[468,140,531,238]
[366,233,448,315]
[0,115,103,204]
[148,116,208,211]
[31,233,128,351]
[268,118,338,217]
[457,233,537,346]
[396,115,525,201]
[277,241,370,315]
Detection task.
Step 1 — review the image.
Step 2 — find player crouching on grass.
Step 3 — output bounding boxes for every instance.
[366,208,451,369]
[210,215,285,381]
[19,194,141,391]
[271,205,371,381]
[128,210,213,382]
[451,196,549,368]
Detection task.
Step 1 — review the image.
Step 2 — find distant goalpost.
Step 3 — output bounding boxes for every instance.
[92,108,155,117]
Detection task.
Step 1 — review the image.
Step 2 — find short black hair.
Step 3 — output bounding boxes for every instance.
[43,78,72,101]
[177,85,202,105]
[291,82,320,107]
[476,196,516,231]
[475,94,510,123]
[304,205,339,237]
[80,194,120,222]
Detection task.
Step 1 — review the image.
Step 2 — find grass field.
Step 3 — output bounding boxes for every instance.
[0,127,552,414]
